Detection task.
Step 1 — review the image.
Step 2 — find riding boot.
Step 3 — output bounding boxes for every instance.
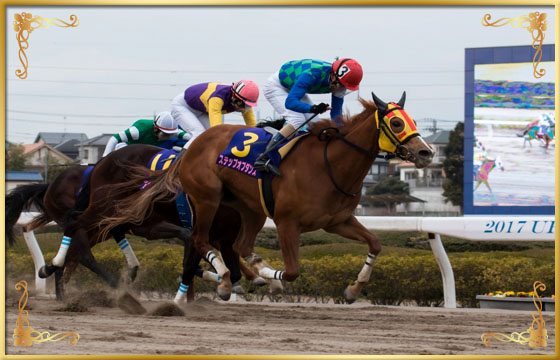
[254,133,285,176]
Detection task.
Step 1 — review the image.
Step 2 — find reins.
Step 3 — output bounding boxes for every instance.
[318,126,395,198]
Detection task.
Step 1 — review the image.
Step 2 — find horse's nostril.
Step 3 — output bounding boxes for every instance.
[419,150,432,158]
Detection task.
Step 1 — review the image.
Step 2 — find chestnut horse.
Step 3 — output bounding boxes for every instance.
[100,93,434,302]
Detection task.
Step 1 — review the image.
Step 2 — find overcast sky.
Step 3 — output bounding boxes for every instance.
[5,5,555,144]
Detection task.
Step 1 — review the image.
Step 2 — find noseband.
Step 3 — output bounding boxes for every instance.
[318,108,417,197]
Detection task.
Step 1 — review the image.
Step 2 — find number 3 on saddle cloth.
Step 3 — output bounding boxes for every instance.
[143,149,193,229]
[216,128,308,218]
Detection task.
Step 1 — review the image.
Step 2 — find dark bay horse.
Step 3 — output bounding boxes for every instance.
[100,93,434,302]
[7,145,259,300]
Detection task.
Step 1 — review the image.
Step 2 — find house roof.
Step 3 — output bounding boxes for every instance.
[34,132,88,146]
[21,142,74,162]
[79,134,113,147]
[423,130,451,144]
[22,143,43,154]
[6,171,44,181]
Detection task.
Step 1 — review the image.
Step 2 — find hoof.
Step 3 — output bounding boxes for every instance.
[217,271,232,301]
[232,282,245,295]
[344,286,357,304]
[252,276,268,287]
[269,279,283,295]
[38,265,54,279]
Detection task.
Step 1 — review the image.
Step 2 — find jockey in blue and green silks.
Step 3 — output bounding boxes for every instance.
[254,58,364,176]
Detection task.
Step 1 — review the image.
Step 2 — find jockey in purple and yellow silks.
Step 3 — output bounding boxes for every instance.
[254,58,363,175]
[171,81,259,151]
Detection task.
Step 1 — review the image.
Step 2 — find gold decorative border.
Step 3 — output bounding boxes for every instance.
[481,12,547,78]
[12,280,80,347]
[481,281,548,348]
[13,12,79,79]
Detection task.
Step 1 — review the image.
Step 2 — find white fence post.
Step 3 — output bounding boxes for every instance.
[22,231,47,295]
[428,233,456,308]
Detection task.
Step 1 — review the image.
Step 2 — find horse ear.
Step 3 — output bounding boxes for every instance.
[371,92,387,113]
[397,91,406,108]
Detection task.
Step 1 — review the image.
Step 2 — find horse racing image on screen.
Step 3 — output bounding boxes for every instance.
[472,61,555,209]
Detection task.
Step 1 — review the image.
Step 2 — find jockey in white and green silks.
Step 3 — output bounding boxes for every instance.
[102,112,191,157]
[254,58,364,175]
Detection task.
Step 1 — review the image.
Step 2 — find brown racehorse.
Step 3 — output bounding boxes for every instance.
[100,93,434,302]
[7,145,260,300]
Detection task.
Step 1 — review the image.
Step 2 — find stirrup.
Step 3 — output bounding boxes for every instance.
[255,157,281,176]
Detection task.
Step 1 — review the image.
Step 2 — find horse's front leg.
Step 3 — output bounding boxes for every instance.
[324,216,381,304]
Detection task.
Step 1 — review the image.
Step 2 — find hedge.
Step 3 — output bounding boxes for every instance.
[6,248,553,307]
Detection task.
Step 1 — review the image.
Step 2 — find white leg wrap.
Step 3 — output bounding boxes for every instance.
[118,238,140,268]
[357,253,376,283]
[174,283,189,303]
[52,236,71,267]
[202,270,221,283]
[258,266,284,280]
[205,251,228,277]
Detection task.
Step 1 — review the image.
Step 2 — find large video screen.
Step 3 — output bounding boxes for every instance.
[464,45,555,215]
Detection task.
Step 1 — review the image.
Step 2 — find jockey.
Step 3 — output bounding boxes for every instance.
[171,80,259,150]
[254,58,363,175]
[102,112,190,157]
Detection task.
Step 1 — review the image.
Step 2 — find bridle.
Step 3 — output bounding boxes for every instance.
[318,107,418,197]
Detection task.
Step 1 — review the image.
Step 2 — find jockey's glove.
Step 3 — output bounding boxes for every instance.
[310,103,329,114]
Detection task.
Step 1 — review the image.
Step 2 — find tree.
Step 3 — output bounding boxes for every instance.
[368,176,410,196]
[442,122,464,212]
[365,176,410,215]
[6,143,28,171]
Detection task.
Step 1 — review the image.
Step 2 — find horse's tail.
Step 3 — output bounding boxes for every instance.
[5,183,49,246]
[97,157,183,240]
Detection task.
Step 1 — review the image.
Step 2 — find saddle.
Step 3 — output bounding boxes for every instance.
[217,128,308,218]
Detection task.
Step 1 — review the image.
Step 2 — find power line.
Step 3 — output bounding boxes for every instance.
[7,117,132,126]
[8,110,152,118]
[8,93,170,101]
[7,78,183,86]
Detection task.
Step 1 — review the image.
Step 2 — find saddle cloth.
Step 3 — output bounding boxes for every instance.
[217,128,308,178]
[147,149,193,229]
[76,165,95,196]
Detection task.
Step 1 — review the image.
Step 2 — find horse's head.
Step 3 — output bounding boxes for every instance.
[494,156,505,171]
[372,91,434,168]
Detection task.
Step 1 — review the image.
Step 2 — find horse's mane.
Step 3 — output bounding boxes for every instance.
[308,98,377,136]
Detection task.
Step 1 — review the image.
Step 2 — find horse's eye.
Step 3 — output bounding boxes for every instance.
[390,119,404,132]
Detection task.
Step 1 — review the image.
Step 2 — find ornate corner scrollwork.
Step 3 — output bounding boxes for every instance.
[482,12,547,79]
[12,280,80,347]
[13,12,79,79]
[481,281,548,348]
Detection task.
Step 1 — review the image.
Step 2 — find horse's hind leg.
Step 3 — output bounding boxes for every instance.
[111,227,140,282]
[324,216,382,304]
[73,228,119,288]
[54,266,65,301]
[174,240,202,304]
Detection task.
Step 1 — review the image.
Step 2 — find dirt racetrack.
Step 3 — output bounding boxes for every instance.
[5,290,555,357]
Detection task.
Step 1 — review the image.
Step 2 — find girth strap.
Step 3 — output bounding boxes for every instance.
[258,173,275,218]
